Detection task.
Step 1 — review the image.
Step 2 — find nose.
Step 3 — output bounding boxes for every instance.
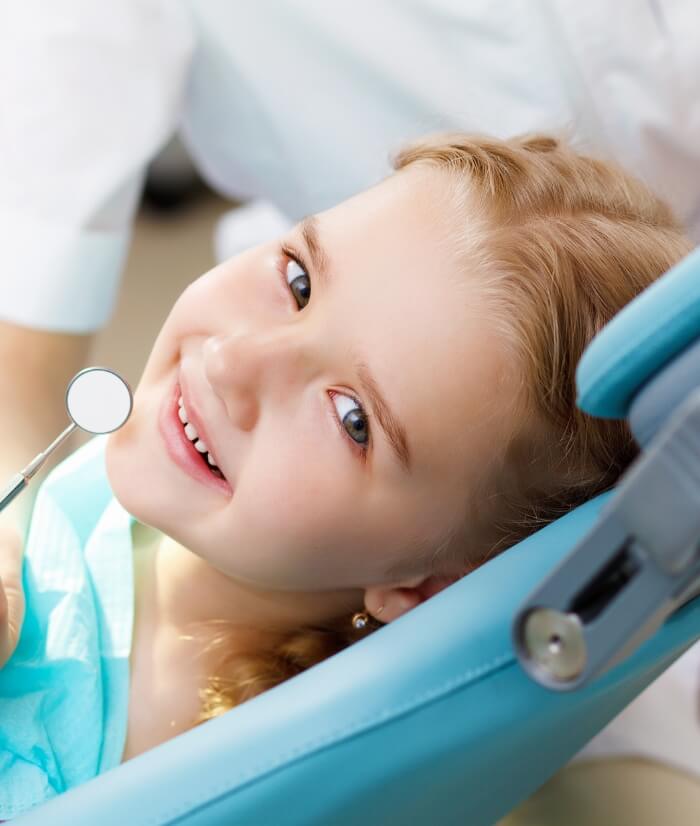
[202,326,314,432]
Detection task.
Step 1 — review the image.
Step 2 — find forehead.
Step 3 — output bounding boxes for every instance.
[316,168,514,484]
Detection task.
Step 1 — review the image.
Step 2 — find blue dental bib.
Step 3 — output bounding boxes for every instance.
[0,435,135,819]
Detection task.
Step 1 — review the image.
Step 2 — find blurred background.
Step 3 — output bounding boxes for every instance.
[71,135,232,454]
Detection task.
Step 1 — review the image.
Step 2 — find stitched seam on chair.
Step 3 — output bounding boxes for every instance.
[154,650,515,826]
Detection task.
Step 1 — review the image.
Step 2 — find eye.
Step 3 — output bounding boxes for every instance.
[278,243,371,461]
[284,254,311,309]
[329,390,371,459]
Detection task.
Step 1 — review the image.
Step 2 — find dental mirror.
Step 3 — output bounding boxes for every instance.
[65,367,133,434]
[0,367,133,512]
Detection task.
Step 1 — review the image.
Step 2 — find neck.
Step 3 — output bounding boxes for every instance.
[131,522,363,639]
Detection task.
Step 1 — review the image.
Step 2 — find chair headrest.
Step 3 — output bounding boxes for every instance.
[576,247,700,419]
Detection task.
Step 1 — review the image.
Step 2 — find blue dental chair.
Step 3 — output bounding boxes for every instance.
[14,251,700,825]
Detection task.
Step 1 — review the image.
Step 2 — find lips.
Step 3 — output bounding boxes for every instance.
[177,373,227,481]
[158,375,233,496]
[177,370,228,466]
[177,399,226,480]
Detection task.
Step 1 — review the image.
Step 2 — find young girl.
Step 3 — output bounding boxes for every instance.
[0,132,693,818]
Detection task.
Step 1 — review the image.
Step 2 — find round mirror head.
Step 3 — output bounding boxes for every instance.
[65,367,133,434]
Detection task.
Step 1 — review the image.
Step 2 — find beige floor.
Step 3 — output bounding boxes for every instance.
[70,193,700,823]
[499,758,700,826]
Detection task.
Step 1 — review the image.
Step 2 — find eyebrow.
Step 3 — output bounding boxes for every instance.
[300,215,413,473]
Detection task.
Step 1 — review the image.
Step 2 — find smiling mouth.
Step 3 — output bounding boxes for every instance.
[177,394,227,481]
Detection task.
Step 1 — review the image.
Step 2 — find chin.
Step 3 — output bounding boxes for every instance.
[104,428,147,523]
[104,421,198,552]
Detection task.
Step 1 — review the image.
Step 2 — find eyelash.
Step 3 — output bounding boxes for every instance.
[278,242,371,463]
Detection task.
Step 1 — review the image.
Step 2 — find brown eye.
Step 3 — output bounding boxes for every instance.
[286,258,311,309]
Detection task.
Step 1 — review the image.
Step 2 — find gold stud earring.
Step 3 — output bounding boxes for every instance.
[351,605,384,629]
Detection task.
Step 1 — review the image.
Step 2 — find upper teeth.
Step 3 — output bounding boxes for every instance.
[178,396,221,469]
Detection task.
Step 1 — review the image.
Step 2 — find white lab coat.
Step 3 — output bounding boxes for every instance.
[1,0,698,778]
[2,0,699,331]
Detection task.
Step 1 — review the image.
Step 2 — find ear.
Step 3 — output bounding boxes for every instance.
[364,572,464,624]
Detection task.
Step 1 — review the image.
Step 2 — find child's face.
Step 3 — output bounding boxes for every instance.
[106,167,516,617]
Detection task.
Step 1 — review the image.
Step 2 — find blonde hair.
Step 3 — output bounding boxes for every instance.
[190,133,693,727]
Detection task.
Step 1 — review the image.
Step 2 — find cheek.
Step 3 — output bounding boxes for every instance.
[244,437,345,536]
[228,438,359,585]
[174,249,274,323]
[143,247,280,385]
[164,274,226,337]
